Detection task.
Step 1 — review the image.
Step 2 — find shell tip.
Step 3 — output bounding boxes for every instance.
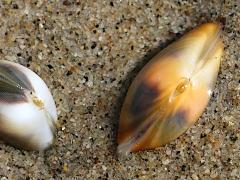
[117,143,132,156]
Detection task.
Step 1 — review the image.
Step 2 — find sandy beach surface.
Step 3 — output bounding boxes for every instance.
[0,0,239,179]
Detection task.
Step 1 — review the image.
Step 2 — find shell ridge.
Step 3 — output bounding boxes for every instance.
[44,109,57,134]
[193,25,222,74]
[153,36,197,62]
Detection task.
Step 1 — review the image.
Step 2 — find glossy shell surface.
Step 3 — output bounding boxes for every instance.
[0,60,57,150]
[118,23,224,153]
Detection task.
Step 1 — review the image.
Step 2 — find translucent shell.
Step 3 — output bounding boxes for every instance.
[118,23,224,154]
[0,61,57,150]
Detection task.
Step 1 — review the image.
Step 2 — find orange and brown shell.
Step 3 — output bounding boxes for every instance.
[118,23,224,154]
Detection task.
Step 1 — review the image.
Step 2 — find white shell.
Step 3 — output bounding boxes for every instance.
[0,60,57,150]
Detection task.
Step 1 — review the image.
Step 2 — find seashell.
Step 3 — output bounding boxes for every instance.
[0,60,57,150]
[118,23,224,154]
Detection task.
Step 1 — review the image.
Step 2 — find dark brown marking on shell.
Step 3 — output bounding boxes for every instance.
[0,92,27,103]
[131,115,155,143]
[0,115,38,150]
[0,63,33,90]
[118,116,155,153]
[0,129,36,150]
[0,63,34,103]
[164,110,189,134]
[130,82,160,117]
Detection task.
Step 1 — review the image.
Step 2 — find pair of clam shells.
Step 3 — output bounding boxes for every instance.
[0,23,223,152]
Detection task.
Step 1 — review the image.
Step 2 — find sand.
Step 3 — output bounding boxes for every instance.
[0,0,239,179]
